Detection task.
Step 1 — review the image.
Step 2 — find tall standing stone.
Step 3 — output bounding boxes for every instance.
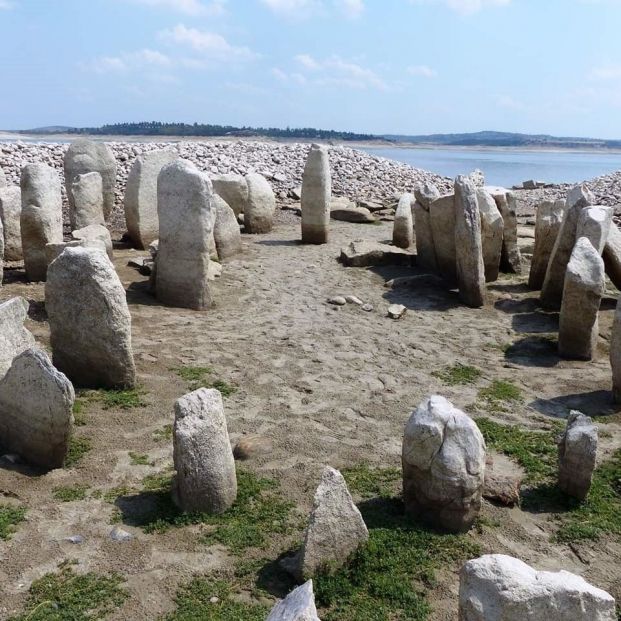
[494,191,522,274]
[393,193,414,249]
[0,166,5,188]
[476,188,503,282]
[301,144,331,244]
[0,297,35,379]
[213,195,242,259]
[529,199,565,290]
[402,395,486,533]
[45,247,136,389]
[156,160,215,310]
[0,186,22,261]
[0,348,74,470]
[245,173,275,234]
[20,163,63,282]
[429,194,456,281]
[454,176,486,307]
[609,294,621,402]
[70,172,104,230]
[413,183,440,271]
[576,205,613,253]
[211,173,248,216]
[558,237,604,360]
[0,216,3,286]
[541,184,595,309]
[64,139,117,221]
[124,149,177,249]
[558,411,597,500]
[172,388,237,514]
[603,224,621,290]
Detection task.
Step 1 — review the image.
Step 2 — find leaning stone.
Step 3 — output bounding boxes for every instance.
[124,149,177,249]
[576,205,613,254]
[245,173,275,233]
[64,139,117,221]
[603,224,621,290]
[339,240,414,267]
[213,195,242,259]
[45,247,136,388]
[330,205,375,223]
[211,173,248,216]
[611,295,621,402]
[529,199,565,290]
[459,554,616,621]
[0,297,35,380]
[476,188,503,282]
[494,191,522,274]
[402,395,486,533]
[157,160,215,310]
[70,172,104,230]
[71,224,113,260]
[393,193,413,249]
[172,388,237,514]
[558,411,597,500]
[266,580,320,621]
[0,186,23,261]
[541,184,595,309]
[558,237,604,361]
[454,176,486,308]
[301,144,331,244]
[20,163,63,282]
[429,194,457,281]
[0,348,74,469]
[294,466,368,580]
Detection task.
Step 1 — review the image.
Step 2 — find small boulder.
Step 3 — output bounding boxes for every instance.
[330,205,376,223]
[213,195,242,259]
[245,173,275,233]
[71,224,113,260]
[212,173,248,216]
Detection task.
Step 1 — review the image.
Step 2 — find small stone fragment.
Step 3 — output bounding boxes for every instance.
[266,580,320,621]
[109,526,134,542]
[345,295,363,305]
[71,224,113,259]
[328,296,346,306]
[387,304,406,319]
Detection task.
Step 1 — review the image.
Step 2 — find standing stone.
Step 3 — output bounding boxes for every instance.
[0,186,22,261]
[64,139,117,221]
[172,388,237,514]
[0,348,74,470]
[0,216,3,286]
[0,297,35,379]
[211,173,248,216]
[294,466,368,580]
[156,160,214,310]
[213,195,242,259]
[301,144,331,244]
[476,188,503,282]
[393,193,414,249]
[541,184,595,309]
[459,554,616,621]
[609,295,621,402]
[494,191,522,274]
[0,166,5,188]
[402,395,486,533]
[603,224,621,290]
[429,194,457,281]
[20,163,63,282]
[576,205,613,254]
[454,176,486,307]
[558,237,604,360]
[529,199,565,290]
[558,411,597,500]
[45,240,87,265]
[71,224,113,260]
[45,247,136,389]
[413,183,440,271]
[124,149,177,249]
[266,581,320,621]
[70,172,104,230]
[245,173,275,234]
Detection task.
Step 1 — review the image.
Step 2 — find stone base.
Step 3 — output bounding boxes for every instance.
[301,225,328,244]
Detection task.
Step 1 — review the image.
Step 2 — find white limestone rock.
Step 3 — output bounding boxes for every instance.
[576,205,613,254]
[0,297,35,380]
[459,554,616,620]
[393,193,413,249]
[213,195,242,259]
[558,411,597,501]
[429,194,457,281]
[402,395,486,533]
[245,173,276,233]
[266,581,320,621]
[211,173,248,216]
[70,171,104,230]
[301,144,331,244]
[172,388,237,514]
[476,188,503,283]
[71,224,113,260]
[529,199,565,290]
[0,348,74,470]
[0,186,23,261]
[45,247,136,388]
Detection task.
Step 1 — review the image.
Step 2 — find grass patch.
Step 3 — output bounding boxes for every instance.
[53,485,89,502]
[431,363,482,386]
[99,388,146,410]
[173,366,237,396]
[478,380,522,411]
[0,504,26,540]
[64,437,92,468]
[173,366,213,383]
[164,576,267,621]
[153,424,173,442]
[129,452,150,466]
[72,400,87,426]
[342,464,401,499]
[210,380,236,397]
[9,562,128,621]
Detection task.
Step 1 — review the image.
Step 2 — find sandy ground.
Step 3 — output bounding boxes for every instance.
[0,209,620,619]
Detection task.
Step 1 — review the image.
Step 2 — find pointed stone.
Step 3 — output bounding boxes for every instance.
[576,205,613,254]
[301,144,331,244]
[429,194,456,281]
[245,173,275,234]
[70,172,104,230]
[0,186,23,261]
[393,193,414,249]
[0,297,35,380]
[476,188,503,282]
[558,411,597,501]
[213,195,242,259]
[212,173,248,216]
[266,581,320,621]
[494,191,522,274]
[529,199,565,290]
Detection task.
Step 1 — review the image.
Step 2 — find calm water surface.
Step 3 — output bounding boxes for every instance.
[360,146,621,188]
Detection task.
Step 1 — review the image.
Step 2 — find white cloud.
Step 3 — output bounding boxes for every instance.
[271,67,288,80]
[260,0,317,15]
[123,0,227,15]
[294,53,387,90]
[260,0,364,18]
[410,0,511,14]
[407,64,437,77]
[336,0,364,18]
[295,53,321,70]
[590,65,621,80]
[82,49,172,74]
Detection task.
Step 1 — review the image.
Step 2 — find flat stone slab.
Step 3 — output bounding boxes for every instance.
[331,206,376,223]
[339,240,414,267]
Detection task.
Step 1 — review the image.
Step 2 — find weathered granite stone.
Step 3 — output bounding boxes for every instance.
[576,205,613,254]
[603,224,621,290]
[70,171,104,230]
[124,149,177,249]
[393,193,414,249]
[266,581,320,621]
[494,191,522,274]
[339,240,414,267]
[0,297,35,380]
[610,294,621,402]
[45,247,136,388]
[211,173,248,216]
[213,195,242,259]
[0,216,3,285]
[413,183,440,271]
[330,205,375,223]
[0,186,22,261]
[71,224,113,259]
[558,237,604,361]
[20,163,63,281]
[0,348,74,470]
[558,411,597,501]
[156,160,214,310]
[0,167,5,188]
[429,194,457,281]
[172,388,237,514]
[245,173,275,233]
[459,554,616,621]
[454,176,486,307]
[301,144,331,244]
[476,188,503,282]
[45,241,86,265]
[64,139,117,220]
[414,183,441,209]
[402,395,486,533]
[529,199,565,290]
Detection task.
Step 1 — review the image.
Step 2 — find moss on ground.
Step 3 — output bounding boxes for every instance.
[478,380,523,411]
[173,366,237,396]
[431,364,482,386]
[64,437,92,468]
[53,485,90,502]
[0,504,26,540]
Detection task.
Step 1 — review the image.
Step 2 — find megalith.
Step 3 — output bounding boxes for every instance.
[413,183,440,271]
[603,224,621,290]
[494,190,522,274]
[0,297,35,379]
[529,199,565,290]
[71,224,113,260]
[429,194,456,281]
[70,171,104,230]
[0,186,23,261]
[212,173,248,217]
[476,188,503,282]
[301,144,331,244]
[609,294,621,402]
[558,411,597,501]
[213,195,242,259]
[576,205,613,254]
[245,173,275,233]
[393,193,414,249]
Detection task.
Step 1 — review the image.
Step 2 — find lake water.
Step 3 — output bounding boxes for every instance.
[359,146,621,188]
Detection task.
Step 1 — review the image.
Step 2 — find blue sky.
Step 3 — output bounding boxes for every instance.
[1,0,621,137]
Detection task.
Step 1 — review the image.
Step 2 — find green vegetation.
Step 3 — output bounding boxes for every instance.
[432,363,482,386]
[342,463,401,499]
[64,437,92,468]
[0,504,26,540]
[174,366,213,383]
[173,366,237,396]
[129,452,150,466]
[53,485,90,502]
[99,388,146,410]
[210,380,236,397]
[153,424,173,442]
[10,562,128,621]
[72,398,88,426]
[478,380,522,411]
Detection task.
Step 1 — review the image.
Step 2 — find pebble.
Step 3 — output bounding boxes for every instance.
[345,295,364,305]
[361,304,374,312]
[109,526,134,542]
[64,535,84,544]
[328,296,347,306]
[387,304,407,319]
